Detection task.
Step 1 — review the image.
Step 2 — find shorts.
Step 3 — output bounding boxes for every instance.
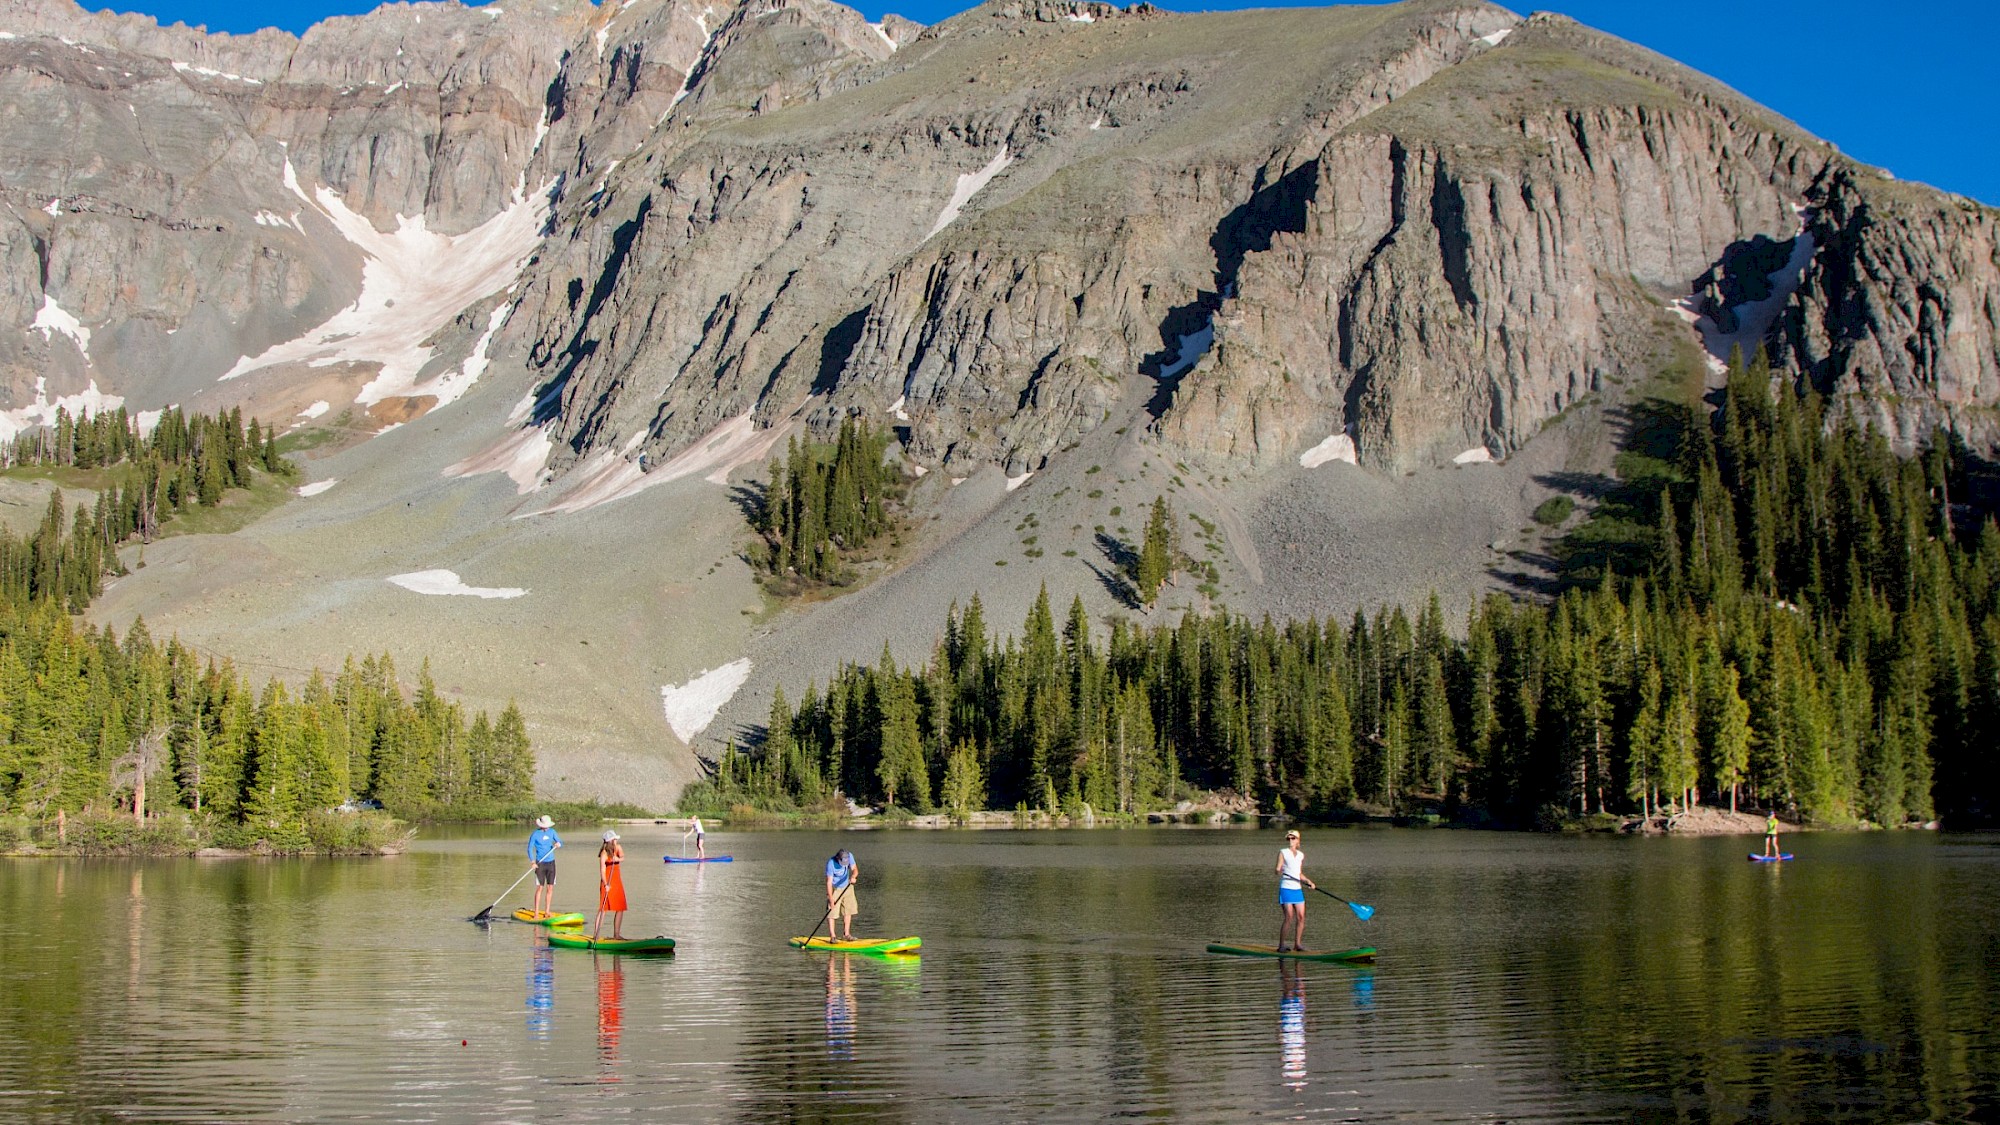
[534,860,557,886]
[1279,886,1305,905]
[832,885,858,919]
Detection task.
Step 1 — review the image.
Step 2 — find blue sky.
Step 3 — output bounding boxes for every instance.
[87,0,1997,205]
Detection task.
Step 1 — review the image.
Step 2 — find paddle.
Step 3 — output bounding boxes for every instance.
[470,865,537,922]
[1309,884,1375,921]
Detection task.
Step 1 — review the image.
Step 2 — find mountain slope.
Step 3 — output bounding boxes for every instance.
[3,0,1995,803]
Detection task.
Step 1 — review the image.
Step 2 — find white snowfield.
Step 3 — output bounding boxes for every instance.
[31,294,91,352]
[1299,433,1357,468]
[386,569,527,599]
[1480,27,1512,46]
[0,377,124,443]
[1453,446,1495,465]
[446,423,555,495]
[529,410,785,515]
[926,146,1012,240]
[171,60,262,83]
[1005,471,1034,491]
[220,157,552,414]
[871,21,897,49]
[1673,208,1817,377]
[297,400,331,419]
[660,658,753,742]
[295,479,338,497]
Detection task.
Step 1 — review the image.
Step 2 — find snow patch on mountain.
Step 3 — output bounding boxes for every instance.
[532,411,783,515]
[925,147,1012,240]
[219,157,551,413]
[0,377,122,443]
[447,424,555,495]
[660,658,752,741]
[1299,433,1356,468]
[31,294,90,352]
[387,569,527,598]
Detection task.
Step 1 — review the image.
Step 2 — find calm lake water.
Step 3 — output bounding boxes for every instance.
[5,826,1997,1122]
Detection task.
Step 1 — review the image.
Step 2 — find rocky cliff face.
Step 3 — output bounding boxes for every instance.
[0,0,589,429]
[1774,167,2000,452]
[4,0,1998,479]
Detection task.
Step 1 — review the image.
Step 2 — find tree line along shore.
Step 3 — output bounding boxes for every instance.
[0,408,537,856]
[684,359,1999,833]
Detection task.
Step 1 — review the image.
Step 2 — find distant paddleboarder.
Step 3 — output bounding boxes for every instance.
[684,815,707,859]
[528,814,563,916]
[1275,830,1317,952]
[1763,811,1781,858]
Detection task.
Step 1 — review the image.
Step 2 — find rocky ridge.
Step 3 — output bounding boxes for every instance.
[4,0,1999,802]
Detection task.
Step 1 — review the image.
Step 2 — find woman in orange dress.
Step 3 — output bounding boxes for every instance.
[594,829,627,940]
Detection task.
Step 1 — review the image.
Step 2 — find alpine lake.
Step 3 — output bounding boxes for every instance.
[4,825,1996,1122]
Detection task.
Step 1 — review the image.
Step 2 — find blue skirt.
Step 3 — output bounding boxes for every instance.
[1279,886,1305,905]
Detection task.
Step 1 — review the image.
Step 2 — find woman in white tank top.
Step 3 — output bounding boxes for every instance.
[1274,830,1317,951]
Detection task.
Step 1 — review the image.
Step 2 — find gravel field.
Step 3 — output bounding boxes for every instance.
[86,364,1622,809]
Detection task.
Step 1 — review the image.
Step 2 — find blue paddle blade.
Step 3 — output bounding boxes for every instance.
[1349,902,1375,921]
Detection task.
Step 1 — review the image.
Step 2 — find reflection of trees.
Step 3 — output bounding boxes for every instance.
[1439,844,2000,1121]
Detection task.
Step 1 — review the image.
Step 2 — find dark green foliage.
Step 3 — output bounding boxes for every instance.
[753,418,902,586]
[5,406,293,541]
[0,600,536,837]
[708,357,2000,828]
[1532,496,1575,526]
[0,417,534,843]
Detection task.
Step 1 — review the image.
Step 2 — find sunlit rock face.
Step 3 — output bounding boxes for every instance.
[3,0,1995,473]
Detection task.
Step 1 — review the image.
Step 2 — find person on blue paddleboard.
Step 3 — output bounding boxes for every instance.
[1276,830,1317,951]
[528,814,563,916]
[825,849,859,941]
[684,815,706,859]
[1763,811,1781,857]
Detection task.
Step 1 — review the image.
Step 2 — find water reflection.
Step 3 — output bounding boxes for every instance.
[825,955,856,1060]
[595,955,624,1081]
[526,938,554,1041]
[1349,968,1375,1010]
[1279,961,1306,1090]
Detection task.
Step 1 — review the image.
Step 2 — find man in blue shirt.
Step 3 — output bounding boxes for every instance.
[528,815,562,916]
[824,849,858,941]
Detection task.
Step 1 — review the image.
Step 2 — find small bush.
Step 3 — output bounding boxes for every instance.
[1533,496,1576,526]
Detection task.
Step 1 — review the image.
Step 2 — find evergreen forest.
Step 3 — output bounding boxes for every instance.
[750,418,903,588]
[688,362,2000,829]
[0,408,536,850]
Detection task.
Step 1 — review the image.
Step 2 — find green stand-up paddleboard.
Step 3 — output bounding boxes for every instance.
[512,909,586,927]
[1207,942,1377,964]
[789,935,921,954]
[546,931,676,954]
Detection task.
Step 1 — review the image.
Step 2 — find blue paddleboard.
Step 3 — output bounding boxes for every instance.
[1748,853,1794,862]
[663,855,733,863]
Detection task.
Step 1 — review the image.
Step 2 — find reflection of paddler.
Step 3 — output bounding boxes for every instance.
[825,954,856,1059]
[526,941,555,1041]
[596,956,625,1074]
[1279,960,1306,1089]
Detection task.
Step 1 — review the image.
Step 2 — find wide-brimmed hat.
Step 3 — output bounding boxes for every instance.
[602,829,620,842]
[534,815,553,828]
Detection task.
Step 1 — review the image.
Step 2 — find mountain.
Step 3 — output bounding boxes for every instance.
[4,0,1996,806]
